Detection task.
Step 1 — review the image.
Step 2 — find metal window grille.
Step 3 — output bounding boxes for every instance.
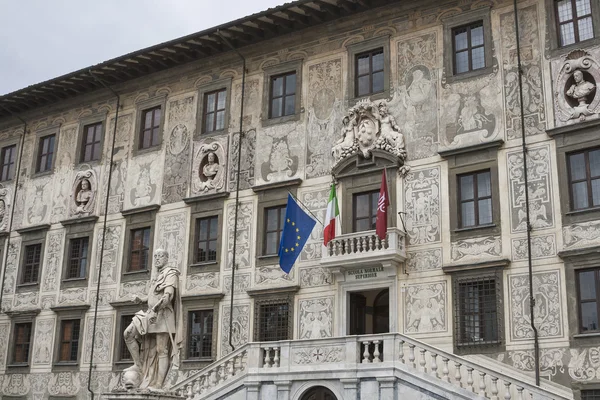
[129,227,150,271]
[140,106,161,149]
[120,315,134,361]
[13,322,32,363]
[255,299,291,342]
[22,244,42,284]
[204,89,227,132]
[582,390,600,400]
[188,310,214,359]
[37,134,55,173]
[0,144,16,181]
[59,319,80,362]
[355,48,384,97]
[195,216,218,263]
[454,274,501,347]
[68,237,89,279]
[81,122,103,162]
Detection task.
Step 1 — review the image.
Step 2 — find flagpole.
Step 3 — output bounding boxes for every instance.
[287,191,324,226]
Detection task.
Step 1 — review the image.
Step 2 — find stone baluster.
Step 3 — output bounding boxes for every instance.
[373,340,381,363]
[466,367,474,392]
[227,358,235,377]
[187,382,193,399]
[358,236,364,253]
[346,238,352,254]
[264,347,272,368]
[369,235,375,251]
[273,346,280,367]
[383,234,388,249]
[362,341,371,363]
[441,357,450,383]
[490,377,499,400]
[209,369,217,387]
[408,344,416,368]
[430,353,438,378]
[516,386,524,400]
[419,349,427,372]
[454,362,462,388]
[398,340,404,363]
[333,241,339,255]
[204,374,210,391]
[351,237,357,253]
[478,371,487,397]
[503,381,512,400]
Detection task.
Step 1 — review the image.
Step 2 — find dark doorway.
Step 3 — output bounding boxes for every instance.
[300,386,338,400]
[348,288,390,335]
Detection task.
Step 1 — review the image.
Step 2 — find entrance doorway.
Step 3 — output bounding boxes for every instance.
[349,288,389,335]
[300,386,338,400]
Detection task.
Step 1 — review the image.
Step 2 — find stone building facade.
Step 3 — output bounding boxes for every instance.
[0,0,599,398]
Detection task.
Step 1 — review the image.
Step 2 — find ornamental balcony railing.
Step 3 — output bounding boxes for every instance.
[320,227,406,269]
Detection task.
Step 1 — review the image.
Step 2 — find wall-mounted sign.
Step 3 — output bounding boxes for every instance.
[346,266,384,280]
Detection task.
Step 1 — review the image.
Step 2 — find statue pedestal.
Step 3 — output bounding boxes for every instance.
[104,391,185,400]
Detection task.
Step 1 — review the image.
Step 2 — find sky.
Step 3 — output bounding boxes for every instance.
[0,0,286,95]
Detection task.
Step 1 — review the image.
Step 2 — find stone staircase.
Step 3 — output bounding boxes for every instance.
[172,333,573,400]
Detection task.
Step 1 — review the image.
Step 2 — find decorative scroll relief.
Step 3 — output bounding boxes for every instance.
[69,167,97,217]
[33,318,55,365]
[124,152,162,209]
[299,297,333,339]
[508,270,563,341]
[500,5,546,139]
[0,323,8,367]
[48,372,81,397]
[224,273,250,294]
[552,49,600,125]
[507,144,554,233]
[186,272,219,292]
[406,248,442,273]
[13,291,38,309]
[192,138,227,195]
[255,121,305,185]
[221,304,250,356]
[451,236,502,262]
[255,264,295,286]
[228,128,256,191]
[299,267,333,288]
[2,373,30,396]
[84,315,113,363]
[119,280,149,299]
[0,183,12,232]
[404,281,446,333]
[58,288,87,305]
[2,239,21,295]
[157,211,187,270]
[26,178,51,226]
[226,200,253,270]
[568,346,600,381]
[292,346,344,365]
[43,230,65,292]
[511,234,556,261]
[306,58,343,178]
[299,187,328,263]
[93,224,122,284]
[564,220,600,249]
[506,348,566,378]
[29,373,52,397]
[392,30,439,160]
[404,166,441,245]
[101,114,133,215]
[331,99,407,169]
[231,78,260,129]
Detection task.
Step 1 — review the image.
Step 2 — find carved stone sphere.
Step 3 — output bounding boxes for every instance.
[123,366,141,390]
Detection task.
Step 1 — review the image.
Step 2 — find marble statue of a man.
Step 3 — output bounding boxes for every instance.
[567,70,596,106]
[123,249,182,391]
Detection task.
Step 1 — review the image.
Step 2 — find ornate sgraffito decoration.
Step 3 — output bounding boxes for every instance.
[228,128,256,191]
[27,178,51,225]
[42,230,65,292]
[406,248,442,273]
[451,236,502,262]
[157,211,187,270]
[93,224,122,284]
[331,99,407,169]
[2,239,21,295]
[192,140,227,195]
[58,288,87,305]
[101,114,132,214]
[0,183,11,232]
[507,348,566,379]
[226,200,253,270]
[299,267,332,288]
[564,220,600,249]
[48,372,80,397]
[404,166,441,245]
[125,153,161,209]
[13,291,38,309]
[224,273,250,294]
[256,122,304,185]
[186,272,219,292]
[509,271,563,341]
[568,346,600,381]
[83,315,113,363]
[69,167,97,217]
[2,373,31,396]
[511,234,556,261]
[292,346,344,365]
[255,264,295,286]
[0,323,8,367]
[33,319,55,365]
[119,280,149,299]
[299,297,334,339]
[405,281,446,333]
[553,49,600,124]
[299,188,328,263]
[221,304,250,356]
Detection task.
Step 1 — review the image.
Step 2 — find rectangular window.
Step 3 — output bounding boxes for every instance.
[139,106,161,149]
[458,170,492,228]
[453,21,486,74]
[188,310,214,359]
[568,148,600,210]
[556,0,594,46]
[119,315,134,361]
[355,48,384,97]
[456,277,499,346]
[257,302,290,342]
[13,322,32,364]
[36,134,55,173]
[67,237,89,279]
[353,190,379,232]
[263,205,286,255]
[195,216,218,263]
[0,144,16,181]
[58,319,81,362]
[582,389,600,400]
[21,244,42,284]
[129,227,151,272]
[577,268,600,332]
[80,122,103,162]
[204,89,226,133]
[269,72,296,119]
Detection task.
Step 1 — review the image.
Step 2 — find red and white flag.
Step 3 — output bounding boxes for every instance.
[323,183,340,246]
[376,169,389,240]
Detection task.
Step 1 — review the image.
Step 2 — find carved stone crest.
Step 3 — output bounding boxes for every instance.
[0,183,11,232]
[70,167,97,217]
[193,141,226,194]
[554,50,600,123]
[331,99,407,172]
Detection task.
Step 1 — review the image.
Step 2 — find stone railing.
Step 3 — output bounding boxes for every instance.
[320,227,406,269]
[173,333,572,400]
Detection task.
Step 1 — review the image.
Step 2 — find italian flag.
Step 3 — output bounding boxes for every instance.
[324,183,340,246]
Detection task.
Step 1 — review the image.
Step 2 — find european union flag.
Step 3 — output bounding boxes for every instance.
[278,193,316,274]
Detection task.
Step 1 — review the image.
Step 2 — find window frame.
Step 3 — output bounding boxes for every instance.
[5,310,38,372]
[254,296,294,342]
[36,134,56,174]
[567,147,600,212]
[121,206,158,282]
[186,196,225,274]
[194,215,219,265]
[16,225,48,291]
[545,0,600,55]
[57,318,82,363]
[187,309,215,360]
[203,89,228,133]
[452,21,486,75]
[133,97,166,155]
[346,36,391,104]
[261,60,303,127]
[180,294,221,370]
[66,236,90,280]
[268,71,297,120]
[457,169,493,229]
[352,189,380,233]
[128,226,152,273]
[139,106,162,150]
[197,78,232,137]
[555,0,596,46]
[20,243,43,285]
[354,48,385,98]
[576,267,600,333]
[80,122,104,163]
[263,204,287,257]
[60,218,95,289]
[0,144,17,182]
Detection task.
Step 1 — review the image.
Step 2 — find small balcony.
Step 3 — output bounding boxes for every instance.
[320,227,406,269]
